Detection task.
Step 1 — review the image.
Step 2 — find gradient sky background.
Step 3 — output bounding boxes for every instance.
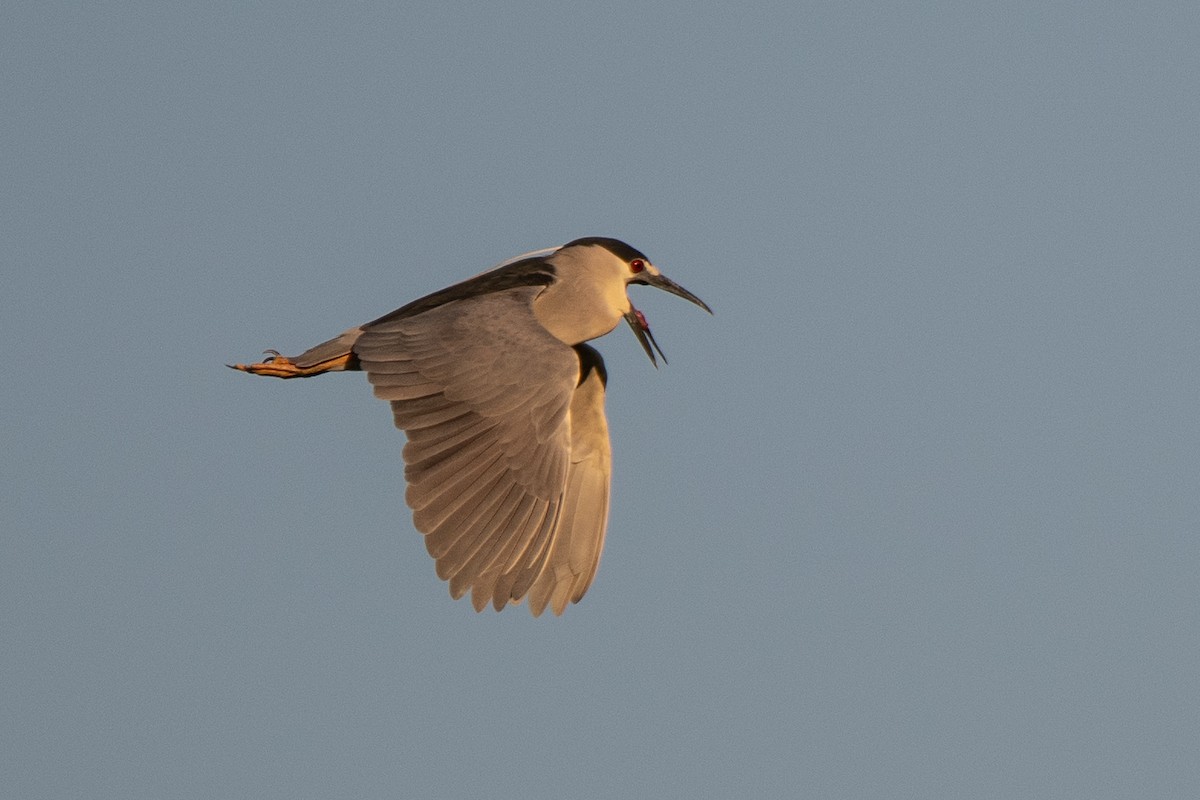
[5,3,1199,798]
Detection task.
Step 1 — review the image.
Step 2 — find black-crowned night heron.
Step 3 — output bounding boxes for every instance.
[231,237,710,615]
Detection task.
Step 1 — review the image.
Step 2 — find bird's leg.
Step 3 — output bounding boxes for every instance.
[227,349,354,379]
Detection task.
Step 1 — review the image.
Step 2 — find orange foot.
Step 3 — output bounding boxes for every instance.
[227,350,352,379]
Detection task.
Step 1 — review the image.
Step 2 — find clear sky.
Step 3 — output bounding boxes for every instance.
[5,3,1198,798]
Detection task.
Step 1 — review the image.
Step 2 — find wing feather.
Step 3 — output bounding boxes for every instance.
[402,415,494,467]
[411,448,506,533]
[423,470,511,563]
[355,287,609,612]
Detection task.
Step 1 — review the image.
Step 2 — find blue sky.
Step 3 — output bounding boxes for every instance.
[5,3,1199,797]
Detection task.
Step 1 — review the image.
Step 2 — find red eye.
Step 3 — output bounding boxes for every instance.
[630,259,645,273]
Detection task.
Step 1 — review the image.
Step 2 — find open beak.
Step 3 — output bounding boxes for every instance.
[624,306,669,367]
[625,270,711,366]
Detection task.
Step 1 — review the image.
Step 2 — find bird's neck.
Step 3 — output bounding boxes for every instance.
[533,274,628,345]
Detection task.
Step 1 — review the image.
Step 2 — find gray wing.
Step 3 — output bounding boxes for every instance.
[353,287,607,614]
[527,345,612,616]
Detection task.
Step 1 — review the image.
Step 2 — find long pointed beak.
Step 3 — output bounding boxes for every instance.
[639,272,713,315]
[624,306,668,367]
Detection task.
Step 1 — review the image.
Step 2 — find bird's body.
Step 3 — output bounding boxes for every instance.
[231,237,709,615]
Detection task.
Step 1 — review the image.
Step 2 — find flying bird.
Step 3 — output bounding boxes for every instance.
[230,237,710,615]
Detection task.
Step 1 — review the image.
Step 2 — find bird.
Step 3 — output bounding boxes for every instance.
[230,237,710,616]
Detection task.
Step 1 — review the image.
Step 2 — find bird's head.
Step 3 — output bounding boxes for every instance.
[553,237,712,366]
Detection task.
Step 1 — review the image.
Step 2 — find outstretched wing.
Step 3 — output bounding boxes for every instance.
[354,287,609,614]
